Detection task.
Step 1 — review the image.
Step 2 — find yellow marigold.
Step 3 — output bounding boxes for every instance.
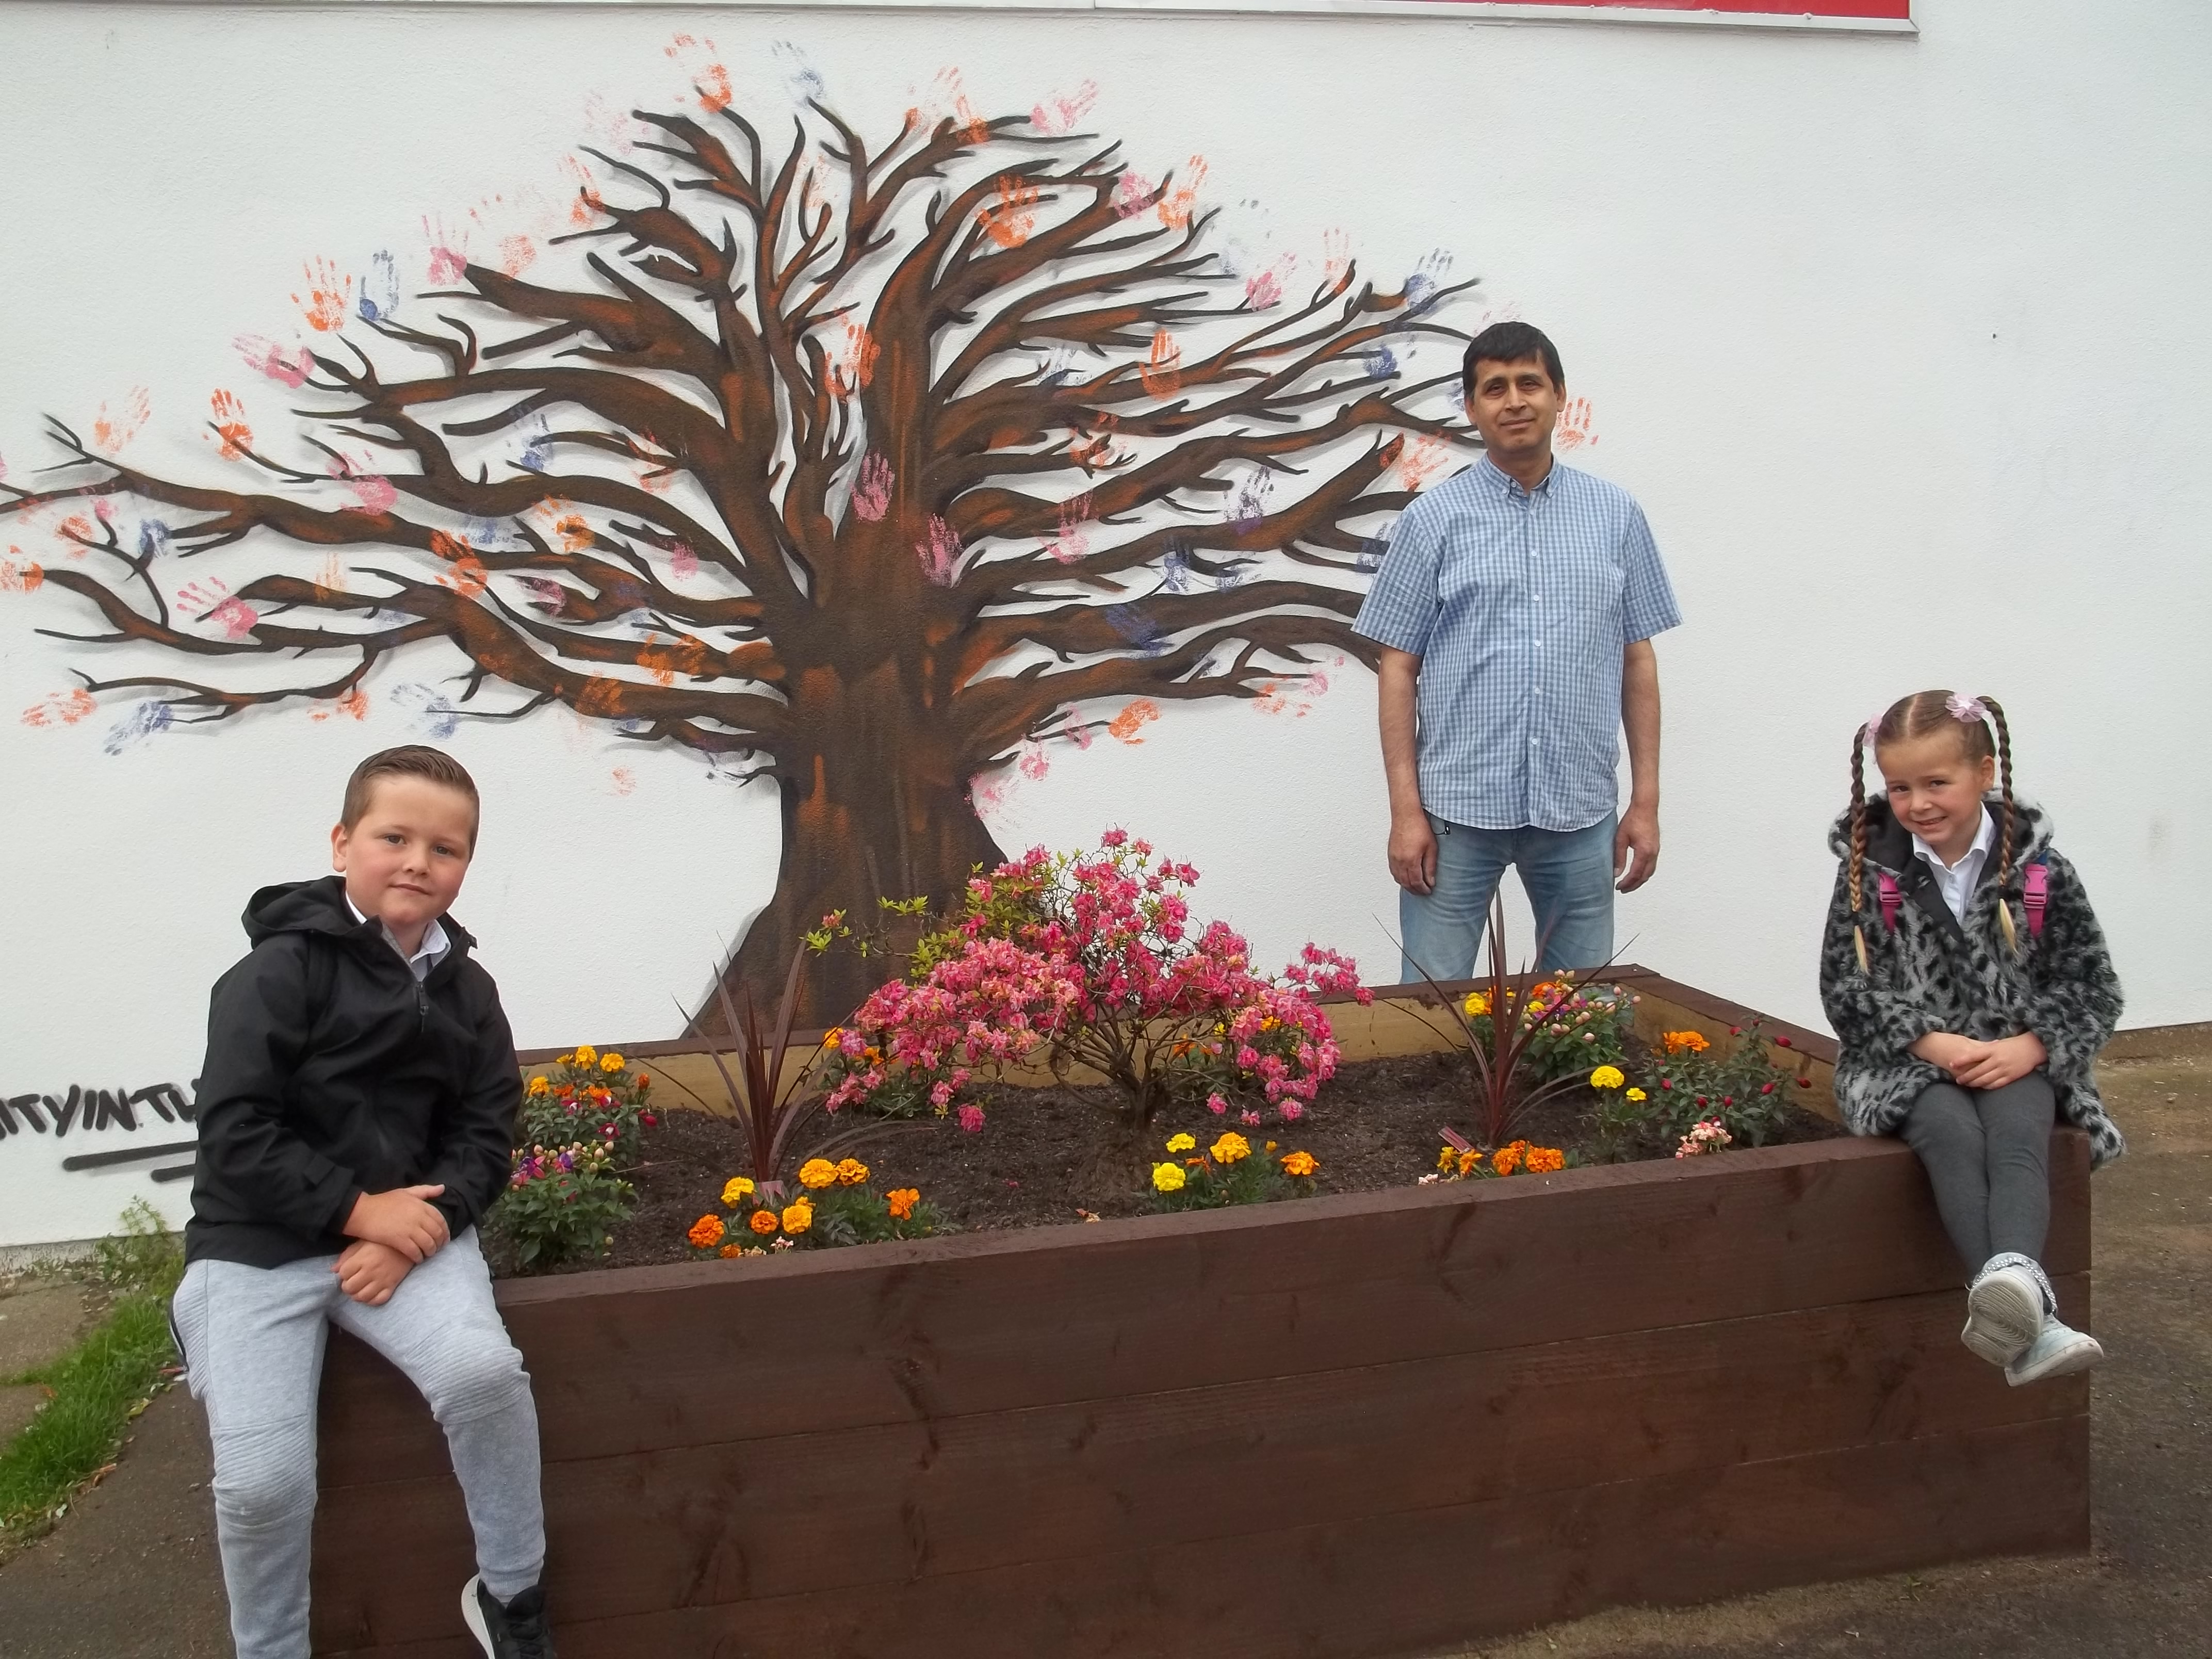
[1626,1087,1648,1103]
[1259,1016,1278,1032]
[1524,1146,1566,1174]
[798,1158,839,1190]
[556,1052,573,1065]
[687,1214,725,1249]
[526,1075,551,1097]
[1456,1149,1483,1178]
[721,1176,756,1206]
[1437,1146,1459,1172]
[1590,1065,1626,1090]
[574,1044,598,1067]
[822,1026,844,1050]
[1462,991,1489,1018]
[1165,1132,1197,1152]
[1662,1030,1711,1056]
[782,1200,814,1234]
[1281,1150,1318,1177]
[1210,1132,1252,1164]
[1491,1140,1529,1177]
[1152,1162,1188,1193]
[835,1158,870,1186]
[718,1242,744,1259]
[886,1188,920,1220]
[748,1209,780,1236]
[600,1052,625,1072]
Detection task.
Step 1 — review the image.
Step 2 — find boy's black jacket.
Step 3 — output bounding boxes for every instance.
[185,875,522,1267]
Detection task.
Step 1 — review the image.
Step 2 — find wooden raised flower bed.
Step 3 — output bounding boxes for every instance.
[307,971,2091,1656]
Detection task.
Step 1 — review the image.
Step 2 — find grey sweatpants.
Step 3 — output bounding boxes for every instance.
[1899,1072,2057,1275]
[172,1229,544,1659]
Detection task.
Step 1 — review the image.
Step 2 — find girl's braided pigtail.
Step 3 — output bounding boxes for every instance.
[1981,694,2020,953]
[1850,721,1872,974]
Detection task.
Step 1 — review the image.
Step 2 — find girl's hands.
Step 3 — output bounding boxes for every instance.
[1951,1031,2047,1091]
[1909,1030,2047,1090]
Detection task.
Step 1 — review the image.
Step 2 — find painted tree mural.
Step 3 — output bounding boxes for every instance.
[1,93,1475,1026]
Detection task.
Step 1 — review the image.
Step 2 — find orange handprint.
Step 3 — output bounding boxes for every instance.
[1322,229,1353,295]
[831,321,880,396]
[1554,396,1598,451]
[293,258,351,333]
[665,34,733,113]
[1139,330,1183,398]
[1,552,44,593]
[208,390,253,461]
[91,387,151,454]
[1157,157,1208,230]
[978,175,1040,250]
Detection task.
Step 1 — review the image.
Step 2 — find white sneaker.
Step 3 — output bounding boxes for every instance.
[1961,1259,2044,1367]
[2006,1320,2104,1387]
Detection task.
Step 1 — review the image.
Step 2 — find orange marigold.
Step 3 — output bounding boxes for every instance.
[886,1187,920,1220]
[835,1157,870,1186]
[1524,1146,1566,1174]
[1490,1140,1530,1177]
[748,1209,780,1236]
[718,1242,744,1258]
[687,1214,725,1249]
[1661,1030,1712,1055]
[1280,1150,1318,1177]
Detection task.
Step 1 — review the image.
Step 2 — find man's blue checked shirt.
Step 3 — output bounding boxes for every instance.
[1353,455,1681,833]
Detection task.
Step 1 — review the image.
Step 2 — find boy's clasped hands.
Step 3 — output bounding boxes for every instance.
[1910,1030,2047,1092]
[335,1183,449,1306]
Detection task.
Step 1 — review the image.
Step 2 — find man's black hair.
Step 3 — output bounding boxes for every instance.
[1462,322,1565,398]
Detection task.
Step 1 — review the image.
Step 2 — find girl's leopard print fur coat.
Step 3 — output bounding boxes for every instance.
[1818,796,2124,1167]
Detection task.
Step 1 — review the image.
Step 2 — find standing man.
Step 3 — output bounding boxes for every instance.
[1354,321,1681,980]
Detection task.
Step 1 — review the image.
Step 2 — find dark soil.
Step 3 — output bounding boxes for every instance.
[495,1050,1842,1279]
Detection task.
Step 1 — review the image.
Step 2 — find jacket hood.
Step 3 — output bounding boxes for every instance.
[242,874,474,953]
[1826,794,2054,872]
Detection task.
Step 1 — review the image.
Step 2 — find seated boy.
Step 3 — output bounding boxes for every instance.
[171,744,554,1658]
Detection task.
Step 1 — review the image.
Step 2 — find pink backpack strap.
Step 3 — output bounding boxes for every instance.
[2023,860,2049,939]
[1876,871,1902,932]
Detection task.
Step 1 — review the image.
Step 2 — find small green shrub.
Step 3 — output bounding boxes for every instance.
[493,1141,634,1271]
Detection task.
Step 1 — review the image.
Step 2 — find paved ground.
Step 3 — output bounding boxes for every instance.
[0,1051,2201,1658]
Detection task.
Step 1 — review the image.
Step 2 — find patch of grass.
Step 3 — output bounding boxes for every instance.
[0,1202,184,1550]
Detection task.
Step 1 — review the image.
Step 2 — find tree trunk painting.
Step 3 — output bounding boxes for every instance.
[2,91,1475,1027]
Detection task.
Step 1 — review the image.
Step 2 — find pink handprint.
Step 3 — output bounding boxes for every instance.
[852,453,895,522]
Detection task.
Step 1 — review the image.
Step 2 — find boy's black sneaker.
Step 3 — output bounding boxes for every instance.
[461,1574,557,1658]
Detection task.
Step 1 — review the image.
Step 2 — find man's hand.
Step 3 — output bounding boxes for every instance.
[343,1185,449,1263]
[333,1240,414,1307]
[1389,813,1438,895]
[1951,1031,2048,1091]
[1614,802,1661,892]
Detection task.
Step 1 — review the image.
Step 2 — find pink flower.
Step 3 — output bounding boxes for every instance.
[1207,1093,1228,1115]
[957,1104,986,1133]
[1277,1101,1304,1122]
[1240,1110,1262,1126]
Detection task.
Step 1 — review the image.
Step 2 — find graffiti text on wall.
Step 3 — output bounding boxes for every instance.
[3,1084,198,1182]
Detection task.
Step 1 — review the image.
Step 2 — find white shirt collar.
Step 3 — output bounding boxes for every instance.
[1910,804,1998,922]
[344,891,451,982]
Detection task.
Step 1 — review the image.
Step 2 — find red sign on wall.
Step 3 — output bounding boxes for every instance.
[1430,0,1910,15]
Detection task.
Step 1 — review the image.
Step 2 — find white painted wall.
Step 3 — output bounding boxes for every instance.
[3,0,2206,1245]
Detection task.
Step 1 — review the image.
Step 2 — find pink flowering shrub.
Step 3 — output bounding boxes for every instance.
[825,831,1371,1132]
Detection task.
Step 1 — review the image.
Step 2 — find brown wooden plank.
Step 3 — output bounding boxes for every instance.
[321,1131,2089,1485]
[311,1276,2089,1645]
[318,1416,2086,1658]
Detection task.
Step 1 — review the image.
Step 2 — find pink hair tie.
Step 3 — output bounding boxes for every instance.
[1861,708,1887,743]
[1946,693,1989,723]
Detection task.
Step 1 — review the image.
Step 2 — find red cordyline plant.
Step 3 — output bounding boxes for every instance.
[664,945,882,1196]
[1412,892,1626,1151]
[825,831,1371,1133]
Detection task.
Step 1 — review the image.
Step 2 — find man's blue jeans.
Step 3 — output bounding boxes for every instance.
[1398,811,1617,983]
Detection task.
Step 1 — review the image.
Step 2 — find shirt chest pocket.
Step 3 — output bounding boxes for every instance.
[1548,542,1627,652]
